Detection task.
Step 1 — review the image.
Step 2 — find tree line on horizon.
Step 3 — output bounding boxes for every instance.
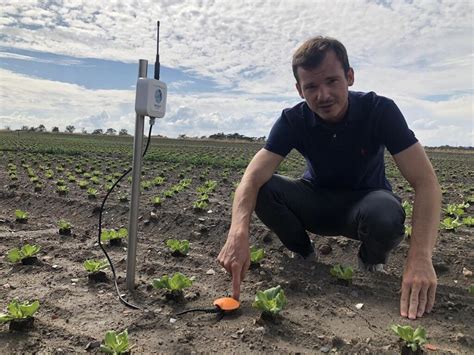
[2,125,471,148]
[3,125,267,142]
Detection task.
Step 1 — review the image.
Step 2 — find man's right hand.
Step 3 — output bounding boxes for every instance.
[217,231,250,300]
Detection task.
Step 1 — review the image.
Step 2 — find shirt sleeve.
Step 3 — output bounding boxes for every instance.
[264,109,297,157]
[375,98,418,155]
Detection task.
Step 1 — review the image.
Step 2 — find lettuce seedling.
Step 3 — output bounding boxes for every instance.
[118,193,128,202]
[469,285,474,295]
[330,264,353,282]
[100,329,132,355]
[402,201,413,217]
[58,219,72,235]
[193,200,208,210]
[152,272,194,295]
[87,187,98,198]
[152,176,165,186]
[166,239,190,256]
[7,244,41,263]
[57,185,69,195]
[83,259,108,273]
[250,246,265,265]
[440,217,462,231]
[252,285,287,316]
[101,228,128,243]
[444,203,469,217]
[15,209,28,223]
[462,216,473,227]
[152,196,162,206]
[391,324,427,352]
[404,225,412,238]
[0,299,40,323]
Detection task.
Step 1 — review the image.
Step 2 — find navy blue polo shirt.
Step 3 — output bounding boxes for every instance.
[264,91,418,191]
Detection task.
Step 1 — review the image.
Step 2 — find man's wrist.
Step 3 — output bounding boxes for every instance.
[407,246,433,260]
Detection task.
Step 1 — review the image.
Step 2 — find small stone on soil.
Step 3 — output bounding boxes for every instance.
[254,327,265,334]
[462,267,472,277]
[206,269,215,275]
[85,341,101,350]
[320,346,330,353]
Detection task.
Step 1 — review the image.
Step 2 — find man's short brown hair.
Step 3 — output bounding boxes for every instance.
[292,36,351,82]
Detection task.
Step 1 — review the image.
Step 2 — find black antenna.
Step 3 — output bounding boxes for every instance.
[154,21,160,80]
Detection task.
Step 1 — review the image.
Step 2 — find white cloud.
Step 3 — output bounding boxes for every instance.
[0,0,472,145]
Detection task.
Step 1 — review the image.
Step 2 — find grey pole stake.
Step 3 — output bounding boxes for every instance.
[127,59,148,290]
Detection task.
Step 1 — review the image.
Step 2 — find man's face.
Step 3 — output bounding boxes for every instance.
[295,50,354,123]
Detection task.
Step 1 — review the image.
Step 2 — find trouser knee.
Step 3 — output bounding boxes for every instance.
[358,193,405,263]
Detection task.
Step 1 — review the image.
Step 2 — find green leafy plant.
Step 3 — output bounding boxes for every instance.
[83,259,108,273]
[78,180,89,189]
[163,189,174,198]
[330,264,353,281]
[152,176,165,186]
[192,199,208,211]
[87,187,98,198]
[440,217,462,231]
[152,196,162,206]
[462,216,473,227]
[252,285,287,316]
[405,225,412,237]
[101,228,128,242]
[391,324,427,352]
[58,219,72,234]
[57,185,69,195]
[250,246,265,264]
[141,180,152,190]
[402,201,413,217]
[0,300,40,323]
[444,203,469,217]
[468,285,474,295]
[118,193,128,202]
[15,209,28,222]
[99,329,132,355]
[7,244,41,263]
[166,239,190,256]
[152,272,194,293]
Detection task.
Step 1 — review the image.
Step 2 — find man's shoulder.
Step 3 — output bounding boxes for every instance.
[282,101,308,117]
[349,91,395,109]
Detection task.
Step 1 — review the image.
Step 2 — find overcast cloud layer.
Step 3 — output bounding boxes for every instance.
[0,0,472,146]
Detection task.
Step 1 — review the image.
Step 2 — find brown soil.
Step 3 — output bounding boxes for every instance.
[1,145,473,354]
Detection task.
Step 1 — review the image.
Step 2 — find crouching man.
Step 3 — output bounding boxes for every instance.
[218,36,441,320]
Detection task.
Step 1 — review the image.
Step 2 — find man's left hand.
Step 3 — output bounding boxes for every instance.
[400,255,437,319]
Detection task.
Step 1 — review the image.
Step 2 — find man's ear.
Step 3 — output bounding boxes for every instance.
[295,82,304,99]
[347,68,354,86]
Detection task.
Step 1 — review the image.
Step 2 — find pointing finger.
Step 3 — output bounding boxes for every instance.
[231,263,242,301]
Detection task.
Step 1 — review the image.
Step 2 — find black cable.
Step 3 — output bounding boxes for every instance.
[175,307,220,315]
[97,122,154,310]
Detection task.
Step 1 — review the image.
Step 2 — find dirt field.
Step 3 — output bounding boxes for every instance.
[0,132,473,354]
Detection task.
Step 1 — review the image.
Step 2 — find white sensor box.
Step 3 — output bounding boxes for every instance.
[135,78,167,118]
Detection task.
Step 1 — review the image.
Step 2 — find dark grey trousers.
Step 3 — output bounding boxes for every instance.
[254,174,406,264]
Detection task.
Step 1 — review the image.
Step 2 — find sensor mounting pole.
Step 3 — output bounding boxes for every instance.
[126,59,148,291]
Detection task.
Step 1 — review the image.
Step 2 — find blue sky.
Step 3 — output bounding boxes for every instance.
[0,0,472,146]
